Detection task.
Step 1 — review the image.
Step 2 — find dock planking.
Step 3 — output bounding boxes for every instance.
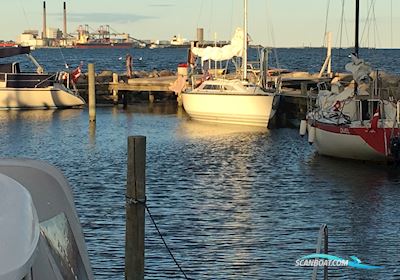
[108,76,177,93]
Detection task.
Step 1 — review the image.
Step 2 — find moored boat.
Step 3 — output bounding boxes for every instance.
[0,46,85,109]
[303,0,400,162]
[183,78,278,126]
[181,0,278,127]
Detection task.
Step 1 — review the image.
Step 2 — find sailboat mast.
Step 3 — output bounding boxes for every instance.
[355,0,359,56]
[354,0,360,95]
[243,0,248,80]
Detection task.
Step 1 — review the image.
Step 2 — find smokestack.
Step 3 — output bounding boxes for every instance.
[196,28,204,44]
[63,2,67,38]
[42,1,47,39]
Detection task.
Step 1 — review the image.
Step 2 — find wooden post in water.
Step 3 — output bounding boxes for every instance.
[88,63,96,122]
[122,92,128,109]
[125,136,146,280]
[148,92,154,103]
[177,93,183,107]
[112,72,119,105]
[300,82,308,96]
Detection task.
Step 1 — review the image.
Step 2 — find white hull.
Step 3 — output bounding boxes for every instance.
[182,93,276,127]
[0,86,85,109]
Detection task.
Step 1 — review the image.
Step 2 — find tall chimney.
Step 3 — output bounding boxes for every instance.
[63,2,67,38]
[196,28,204,44]
[42,1,47,39]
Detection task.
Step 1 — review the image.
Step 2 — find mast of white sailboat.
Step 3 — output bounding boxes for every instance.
[243,0,248,80]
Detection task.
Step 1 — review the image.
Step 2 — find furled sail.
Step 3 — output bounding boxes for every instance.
[345,54,372,85]
[191,28,244,62]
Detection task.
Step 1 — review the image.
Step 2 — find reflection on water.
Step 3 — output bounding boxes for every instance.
[0,105,399,279]
[88,122,96,147]
[0,108,82,122]
[177,120,267,139]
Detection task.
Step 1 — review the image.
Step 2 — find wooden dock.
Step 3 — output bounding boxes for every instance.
[79,72,326,126]
[108,76,176,93]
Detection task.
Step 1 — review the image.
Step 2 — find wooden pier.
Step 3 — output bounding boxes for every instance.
[80,71,329,127]
[109,76,176,93]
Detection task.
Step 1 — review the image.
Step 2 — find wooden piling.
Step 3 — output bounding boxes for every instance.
[112,72,119,105]
[122,92,128,109]
[125,136,146,280]
[177,93,183,107]
[148,92,154,103]
[300,82,308,96]
[88,63,96,122]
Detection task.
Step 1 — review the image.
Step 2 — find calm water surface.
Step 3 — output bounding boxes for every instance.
[4,47,400,75]
[0,105,400,279]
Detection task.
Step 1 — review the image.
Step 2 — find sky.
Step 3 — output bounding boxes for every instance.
[1,0,399,48]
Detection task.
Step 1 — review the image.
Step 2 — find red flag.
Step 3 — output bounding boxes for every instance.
[71,65,82,83]
[370,106,380,130]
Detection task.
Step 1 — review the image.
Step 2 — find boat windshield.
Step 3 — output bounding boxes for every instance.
[40,213,89,280]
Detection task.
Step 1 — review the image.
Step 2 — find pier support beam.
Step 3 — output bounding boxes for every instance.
[112,73,119,105]
[148,92,154,103]
[88,63,96,122]
[300,82,308,96]
[122,92,128,109]
[125,136,146,280]
[177,93,183,107]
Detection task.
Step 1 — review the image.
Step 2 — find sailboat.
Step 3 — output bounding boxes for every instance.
[0,46,85,109]
[302,0,400,162]
[181,0,278,127]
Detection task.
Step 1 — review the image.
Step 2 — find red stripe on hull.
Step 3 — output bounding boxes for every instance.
[314,121,400,155]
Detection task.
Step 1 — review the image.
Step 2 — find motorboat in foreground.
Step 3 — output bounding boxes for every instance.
[0,46,85,109]
[0,159,93,279]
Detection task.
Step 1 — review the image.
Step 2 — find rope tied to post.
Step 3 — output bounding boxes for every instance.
[126,135,191,280]
[125,194,146,205]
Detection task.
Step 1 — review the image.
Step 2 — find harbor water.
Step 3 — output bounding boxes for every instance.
[1,48,400,279]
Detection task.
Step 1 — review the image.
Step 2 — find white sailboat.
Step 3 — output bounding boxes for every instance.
[181,0,278,127]
[302,0,400,162]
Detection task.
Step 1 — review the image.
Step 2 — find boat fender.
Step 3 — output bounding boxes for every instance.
[390,136,400,163]
[299,120,307,137]
[308,126,316,145]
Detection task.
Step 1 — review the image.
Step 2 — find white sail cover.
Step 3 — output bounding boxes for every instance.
[345,54,372,85]
[192,27,244,62]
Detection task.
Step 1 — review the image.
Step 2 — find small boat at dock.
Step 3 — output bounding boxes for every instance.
[182,0,278,127]
[0,46,85,109]
[183,78,278,126]
[302,0,400,162]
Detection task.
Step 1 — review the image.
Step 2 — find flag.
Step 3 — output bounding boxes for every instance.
[71,65,82,83]
[370,106,380,130]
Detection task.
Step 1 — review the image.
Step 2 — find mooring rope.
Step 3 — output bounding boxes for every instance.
[145,204,191,280]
